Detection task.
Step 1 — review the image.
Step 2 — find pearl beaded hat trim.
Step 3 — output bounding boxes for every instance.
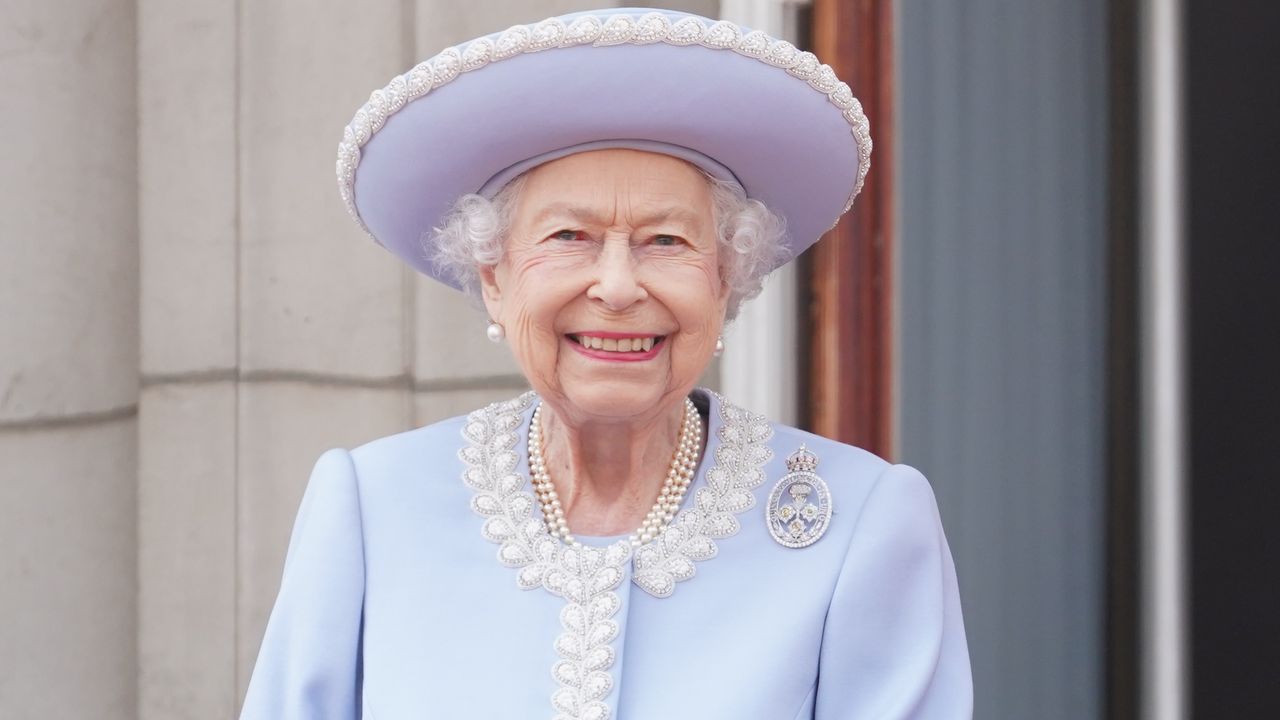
[337,7,871,291]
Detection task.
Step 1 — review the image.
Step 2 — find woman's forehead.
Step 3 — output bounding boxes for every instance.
[523,201,710,231]
[517,149,714,223]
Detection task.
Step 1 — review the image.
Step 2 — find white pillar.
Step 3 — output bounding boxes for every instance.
[1139,0,1189,718]
[716,0,808,424]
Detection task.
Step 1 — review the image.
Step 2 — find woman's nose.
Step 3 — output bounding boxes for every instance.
[586,242,647,310]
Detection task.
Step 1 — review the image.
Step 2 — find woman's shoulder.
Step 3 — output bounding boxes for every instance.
[349,412,470,464]
[347,392,533,465]
[333,411,489,503]
[767,421,890,476]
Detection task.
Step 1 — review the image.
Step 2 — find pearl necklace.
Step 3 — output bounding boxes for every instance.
[528,398,703,547]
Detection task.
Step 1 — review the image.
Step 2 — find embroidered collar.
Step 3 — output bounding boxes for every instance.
[461,389,774,598]
[458,389,774,720]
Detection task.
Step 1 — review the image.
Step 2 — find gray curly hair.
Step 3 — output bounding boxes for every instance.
[428,170,788,321]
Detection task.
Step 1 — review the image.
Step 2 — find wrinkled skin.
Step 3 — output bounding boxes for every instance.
[479,149,728,535]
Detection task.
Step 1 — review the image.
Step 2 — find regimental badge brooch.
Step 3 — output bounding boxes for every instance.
[766,445,833,548]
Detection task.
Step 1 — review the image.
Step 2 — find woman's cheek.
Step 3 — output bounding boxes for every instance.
[504,264,586,392]
[507,253,593,307]
[658,249,724,304]
[658,264,725,329]
[669,293,722,363]
[505,250,588,308]
[506,307,561,393]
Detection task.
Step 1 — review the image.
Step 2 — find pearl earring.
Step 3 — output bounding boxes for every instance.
[486,321,506,343]
[714,336,725,357]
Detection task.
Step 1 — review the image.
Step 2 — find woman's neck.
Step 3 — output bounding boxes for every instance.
[537,396,695,537]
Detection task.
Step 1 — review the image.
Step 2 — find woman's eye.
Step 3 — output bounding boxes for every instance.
[551,229,585,242]
[653,234,682,247]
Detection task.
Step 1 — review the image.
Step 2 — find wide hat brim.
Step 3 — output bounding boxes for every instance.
[337,8,871,290]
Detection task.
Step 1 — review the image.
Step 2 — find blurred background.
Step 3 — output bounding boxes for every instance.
[1,0,1276,718]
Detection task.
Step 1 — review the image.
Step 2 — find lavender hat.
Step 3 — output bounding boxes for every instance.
[336,7,871,290]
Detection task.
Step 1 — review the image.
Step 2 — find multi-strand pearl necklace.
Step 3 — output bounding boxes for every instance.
[528,398,703,547]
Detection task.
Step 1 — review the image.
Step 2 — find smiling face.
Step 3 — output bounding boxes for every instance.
[479,149,729,424]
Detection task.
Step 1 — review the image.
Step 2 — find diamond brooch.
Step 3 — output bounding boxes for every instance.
[766,445,833,548]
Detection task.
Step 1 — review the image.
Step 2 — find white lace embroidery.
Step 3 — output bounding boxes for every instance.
[336,11,872,232]
[459,391,774,719]
[632,396,774,597]
[461,392,628,720]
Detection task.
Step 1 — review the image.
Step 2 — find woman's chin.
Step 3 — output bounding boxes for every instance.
[555,380,675,422]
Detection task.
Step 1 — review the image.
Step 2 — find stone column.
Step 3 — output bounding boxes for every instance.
[138,0,417,713]
[0,0,138,717]
[233,0,412,700]
[136,1,237,717]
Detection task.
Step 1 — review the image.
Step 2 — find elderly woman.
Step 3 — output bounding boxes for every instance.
[242,8,970,720]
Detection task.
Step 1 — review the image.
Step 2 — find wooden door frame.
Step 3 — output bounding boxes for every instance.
[806,0,895,458]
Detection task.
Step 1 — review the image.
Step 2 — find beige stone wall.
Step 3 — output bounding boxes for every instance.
[2,1,725,717]
[0,0,139,717]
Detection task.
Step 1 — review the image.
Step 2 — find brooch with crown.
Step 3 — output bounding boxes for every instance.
[766,444,833,548]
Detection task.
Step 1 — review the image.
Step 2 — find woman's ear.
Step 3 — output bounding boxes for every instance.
[716,272,734,318]
[478,264,503,322]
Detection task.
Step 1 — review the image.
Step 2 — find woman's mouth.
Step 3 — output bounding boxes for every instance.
[567,333,663,352]
[565,333,667,361]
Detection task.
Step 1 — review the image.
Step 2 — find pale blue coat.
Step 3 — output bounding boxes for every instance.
[240,391,972,719]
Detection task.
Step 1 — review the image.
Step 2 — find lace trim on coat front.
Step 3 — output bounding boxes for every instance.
[459,391,773,720]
